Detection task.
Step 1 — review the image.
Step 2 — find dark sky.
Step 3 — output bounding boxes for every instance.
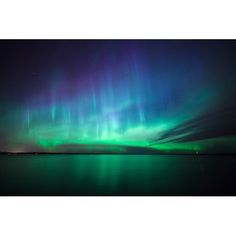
[0,40,236,153]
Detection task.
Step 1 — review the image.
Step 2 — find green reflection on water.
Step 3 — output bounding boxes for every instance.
[0,154,206,195]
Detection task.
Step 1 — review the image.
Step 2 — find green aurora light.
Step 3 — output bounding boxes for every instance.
[0,41,236,154]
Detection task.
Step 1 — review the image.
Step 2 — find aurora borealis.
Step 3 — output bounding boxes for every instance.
[0,40,236,153]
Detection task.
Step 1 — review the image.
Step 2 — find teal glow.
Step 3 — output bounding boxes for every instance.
[1,41,236,153]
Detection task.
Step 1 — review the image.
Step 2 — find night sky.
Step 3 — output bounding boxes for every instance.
[0,40,236,153]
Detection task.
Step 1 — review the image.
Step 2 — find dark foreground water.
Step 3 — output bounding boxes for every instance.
[0,154,236,196]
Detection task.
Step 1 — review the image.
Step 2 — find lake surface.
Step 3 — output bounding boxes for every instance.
[0,154,236,195]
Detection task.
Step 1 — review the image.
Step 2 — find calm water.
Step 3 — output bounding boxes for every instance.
[0,154,236,195]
